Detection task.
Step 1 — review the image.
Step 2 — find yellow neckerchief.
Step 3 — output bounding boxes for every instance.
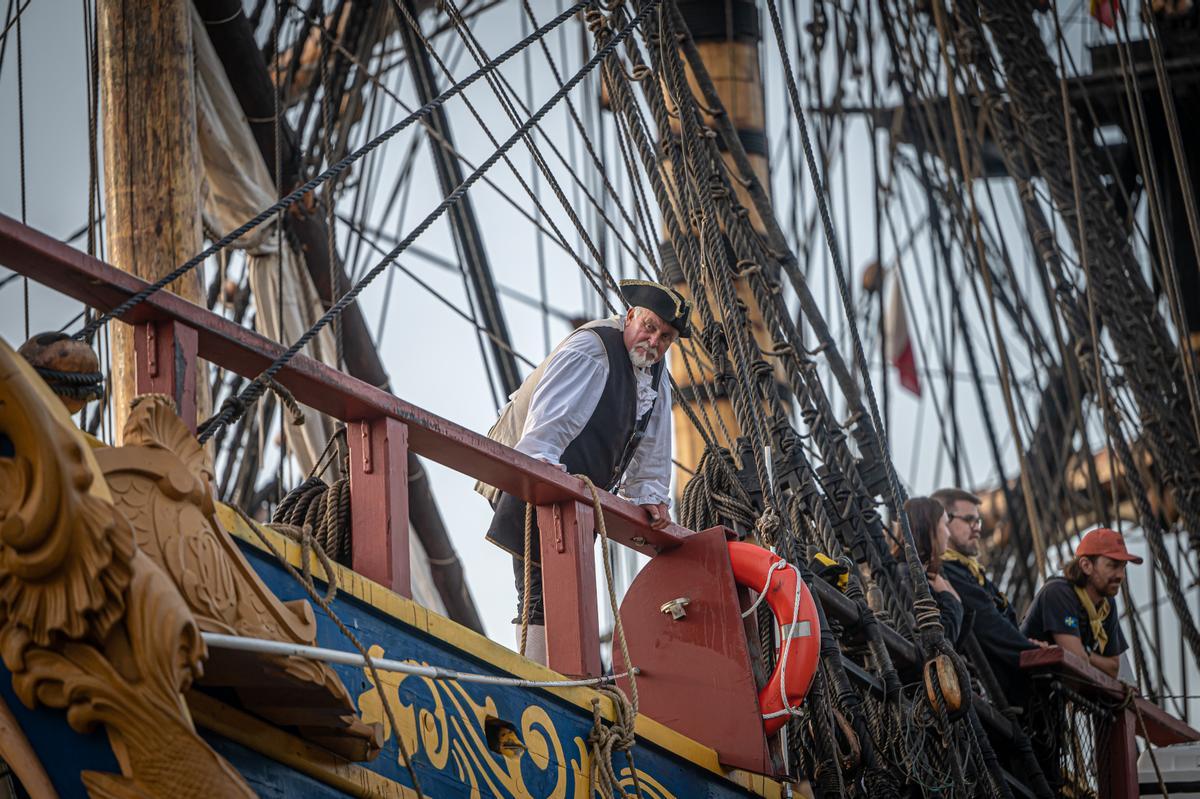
[942,549,985,585]
[1072,584,1110,654]
[942,549,1011,611]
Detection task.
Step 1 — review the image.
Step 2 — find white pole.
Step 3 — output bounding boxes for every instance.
[200,632,634,689]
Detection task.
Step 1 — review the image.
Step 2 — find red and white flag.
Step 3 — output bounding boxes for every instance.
[885,273,921,396]
[1090,0,1120,29]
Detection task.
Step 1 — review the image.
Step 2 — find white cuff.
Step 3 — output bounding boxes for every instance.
[621,491,668,506]
[516,449,563,467]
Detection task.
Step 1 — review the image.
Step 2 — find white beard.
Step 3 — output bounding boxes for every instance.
[629,345,659,368]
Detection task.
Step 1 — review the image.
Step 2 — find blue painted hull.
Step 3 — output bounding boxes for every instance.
[2,539,764,799]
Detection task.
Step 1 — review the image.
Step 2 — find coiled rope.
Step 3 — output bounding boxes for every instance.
[272,474,351,565]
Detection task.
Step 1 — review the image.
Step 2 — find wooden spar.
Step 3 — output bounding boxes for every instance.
[98,0,210,436]
[662,0,781,495]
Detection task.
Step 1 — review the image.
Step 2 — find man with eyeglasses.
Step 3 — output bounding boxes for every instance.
[932,487,1044,705]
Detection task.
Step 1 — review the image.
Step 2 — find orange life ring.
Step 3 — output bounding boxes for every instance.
[728,541,822,735]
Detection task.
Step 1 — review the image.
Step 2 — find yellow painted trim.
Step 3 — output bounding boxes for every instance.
[188,690,417,799]
[217,504,781,799]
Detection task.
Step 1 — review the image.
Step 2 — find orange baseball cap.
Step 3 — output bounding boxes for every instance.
[1076,528,1143,564]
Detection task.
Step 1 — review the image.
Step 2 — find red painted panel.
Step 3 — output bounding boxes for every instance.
[1135,696,1200,745]
[612,527,773,774]
[1103,709,1138,799]
[348,417,411,597]
[538,501,601,678]
[133,319,198,431]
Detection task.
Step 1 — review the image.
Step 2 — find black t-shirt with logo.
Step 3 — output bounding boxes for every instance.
[1020,577,1127,657]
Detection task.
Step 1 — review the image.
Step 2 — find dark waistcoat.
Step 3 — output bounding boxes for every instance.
[486,325,647,561]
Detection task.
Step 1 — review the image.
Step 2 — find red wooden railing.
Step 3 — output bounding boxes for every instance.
[0,213,687,678]
[1021,646,1200,797]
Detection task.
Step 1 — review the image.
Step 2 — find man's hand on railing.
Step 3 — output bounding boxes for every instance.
[1053,633,1120,679]
[644,502,672,531]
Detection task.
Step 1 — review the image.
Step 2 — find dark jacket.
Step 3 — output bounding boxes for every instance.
[891,561,964,646]
[943,559,1037,704]
[933,587,964,645]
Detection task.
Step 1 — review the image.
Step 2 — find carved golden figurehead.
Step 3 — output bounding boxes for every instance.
[0,337,132,648]
[0,337,254,797]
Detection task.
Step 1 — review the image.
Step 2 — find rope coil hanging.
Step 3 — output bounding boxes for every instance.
[271,474,352,565]
[271,428,351,565]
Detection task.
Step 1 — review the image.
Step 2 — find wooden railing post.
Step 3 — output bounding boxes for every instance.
[348,417,411,597]
[134,319,198,432]
[1102,707,1138,799]
[537,500,601,677]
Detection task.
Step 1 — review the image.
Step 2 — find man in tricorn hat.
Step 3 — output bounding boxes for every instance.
[476,279,691,663]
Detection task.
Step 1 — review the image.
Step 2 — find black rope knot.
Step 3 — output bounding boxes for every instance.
[699,322,727,360]
[627,63,652,82]
[584,8,610,38]
[33,367,105,401]
[735,259,763,277]
[197,393,249,439]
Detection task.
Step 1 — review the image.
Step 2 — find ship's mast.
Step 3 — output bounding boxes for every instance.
[667,0,779,499]
[98,0,210,436]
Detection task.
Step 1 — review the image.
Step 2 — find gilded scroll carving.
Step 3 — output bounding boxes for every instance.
[356,643,679,799]
[94,394,382,761]
[98,395,317,644]
[0,382,130,650]
[0,339,254,797]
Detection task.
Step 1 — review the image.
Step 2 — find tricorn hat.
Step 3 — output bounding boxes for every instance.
[619,279,692,338]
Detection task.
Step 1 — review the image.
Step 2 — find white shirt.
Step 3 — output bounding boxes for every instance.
[512,328,672,507]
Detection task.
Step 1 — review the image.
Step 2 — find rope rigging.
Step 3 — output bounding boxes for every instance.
[588,3,974,791]
[194,0,664,445]
[7,0,1200,792]
[74,0,589,343]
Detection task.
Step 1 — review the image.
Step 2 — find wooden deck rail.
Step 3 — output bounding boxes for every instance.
[1021,646,1200,798]
[0,213,686,675]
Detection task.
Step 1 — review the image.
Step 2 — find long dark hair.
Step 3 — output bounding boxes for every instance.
[1063,556,1095,587]
[896,496,946,574]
